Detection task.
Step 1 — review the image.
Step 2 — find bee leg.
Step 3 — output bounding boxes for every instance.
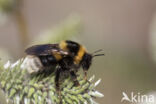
[55,68,60,91]
[83,70,91,84]
[55,67,62,104]
[83,70,88,80]
[70,70,80,86]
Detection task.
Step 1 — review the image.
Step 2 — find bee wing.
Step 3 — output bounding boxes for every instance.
[25,44,64,56]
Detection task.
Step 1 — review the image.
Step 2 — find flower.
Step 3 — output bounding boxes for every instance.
[0,59,104,104]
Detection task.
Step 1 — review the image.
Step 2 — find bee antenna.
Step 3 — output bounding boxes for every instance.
[93,53,104,57]
[92,49,103,54]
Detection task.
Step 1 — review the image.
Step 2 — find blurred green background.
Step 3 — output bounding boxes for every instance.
[0,0,156,104]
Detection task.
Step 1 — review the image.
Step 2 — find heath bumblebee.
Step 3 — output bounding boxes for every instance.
[25,40,104,92]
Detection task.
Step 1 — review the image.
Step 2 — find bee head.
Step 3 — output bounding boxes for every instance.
[81,49,104,70]
[81,53,92,70]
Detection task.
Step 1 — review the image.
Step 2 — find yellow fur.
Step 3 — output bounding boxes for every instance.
[53,51,62,61]
[74,46,86,64]
[59,41,67,51]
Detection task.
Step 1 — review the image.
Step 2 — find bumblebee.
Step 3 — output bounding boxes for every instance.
[59,40,104,80]
[24,40,104,92]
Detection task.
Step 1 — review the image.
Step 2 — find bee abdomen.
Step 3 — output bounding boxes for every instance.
[39,55,57,66]
[25,55,43,74]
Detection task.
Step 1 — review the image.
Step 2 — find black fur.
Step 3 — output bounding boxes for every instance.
[66,40,80,56]
[39,55,57,66]
[81,53,92,71]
